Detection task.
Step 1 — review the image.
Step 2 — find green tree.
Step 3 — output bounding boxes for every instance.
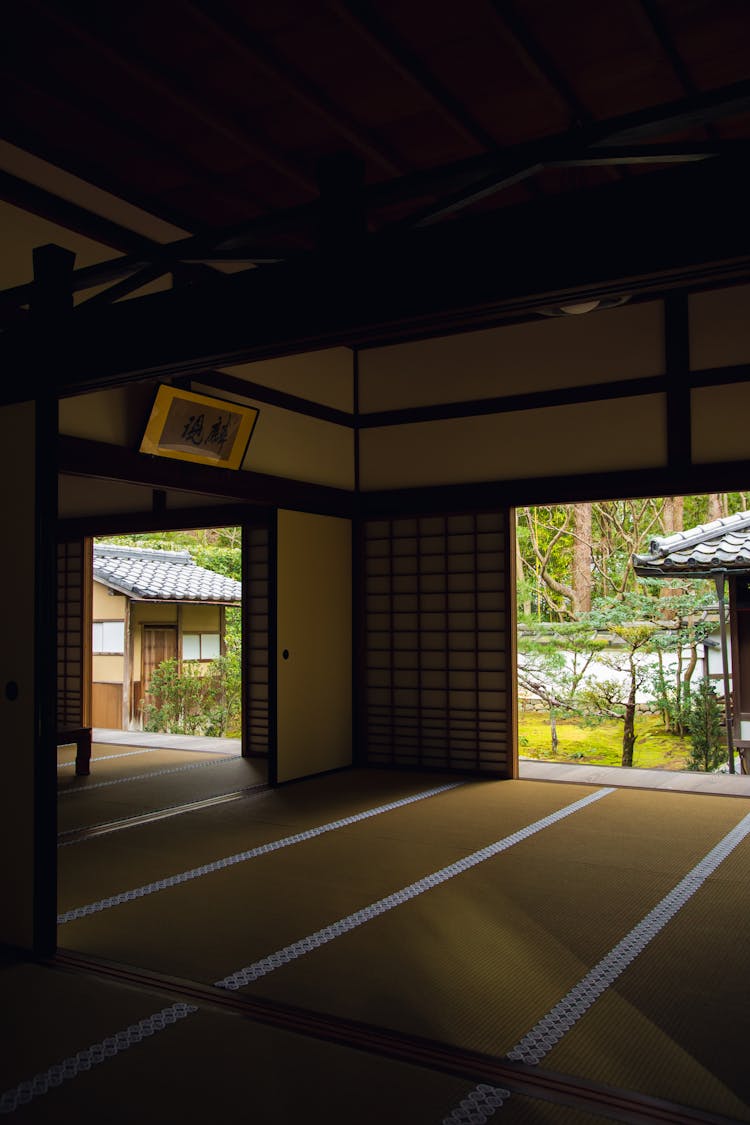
[687,677,724,772]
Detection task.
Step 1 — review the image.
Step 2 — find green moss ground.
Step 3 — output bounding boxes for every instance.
[518,712,692,770]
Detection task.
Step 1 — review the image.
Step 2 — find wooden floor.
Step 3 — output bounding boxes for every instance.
[2,758,748,1122]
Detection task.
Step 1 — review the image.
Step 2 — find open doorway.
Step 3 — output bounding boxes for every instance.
[515,491,750,779]
[90,528,243,754]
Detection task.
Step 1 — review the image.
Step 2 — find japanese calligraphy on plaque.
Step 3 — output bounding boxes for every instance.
[140,386,259,469]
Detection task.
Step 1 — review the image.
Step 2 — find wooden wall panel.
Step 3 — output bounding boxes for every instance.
[221,348,355,411]
[91,682,123,729]
[363,512,509,775]
[57,538,87,729]
[245,525,271,758]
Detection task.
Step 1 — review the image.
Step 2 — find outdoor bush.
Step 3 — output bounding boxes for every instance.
[143,654,241,738]
[687,676,725,772]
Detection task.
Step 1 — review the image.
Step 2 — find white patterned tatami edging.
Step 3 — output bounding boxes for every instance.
[57,749,158,768]
[3,785,608,1116]
[215,787,615,989]
[0,1003,197,1116]
[507,808,750,1066]
[57,781,463,923]
[441,808,750,1123]
[442,1085,511,1124]
[57,755,237,795]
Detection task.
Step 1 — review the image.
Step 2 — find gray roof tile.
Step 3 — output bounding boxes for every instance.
[633,511,750,576]
[93,544,242,603]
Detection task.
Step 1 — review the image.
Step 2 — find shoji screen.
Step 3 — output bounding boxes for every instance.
[57,538,89,730]
[363,512,511,774]
[244,525,271,758]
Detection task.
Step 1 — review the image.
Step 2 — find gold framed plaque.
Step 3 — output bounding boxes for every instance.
[140,386,259,469]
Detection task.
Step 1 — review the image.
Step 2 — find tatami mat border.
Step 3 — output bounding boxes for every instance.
[58,781,464,923]
[6,787,610,1114]
[58,755,237,796]
[444,809,750,1123]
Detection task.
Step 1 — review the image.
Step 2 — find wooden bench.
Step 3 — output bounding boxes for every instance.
[57,728,92,776]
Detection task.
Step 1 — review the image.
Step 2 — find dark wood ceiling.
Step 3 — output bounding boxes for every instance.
[1,0,749,358]
[3,0,750,244]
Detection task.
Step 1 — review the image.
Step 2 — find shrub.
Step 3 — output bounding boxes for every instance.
[687,677,725,772]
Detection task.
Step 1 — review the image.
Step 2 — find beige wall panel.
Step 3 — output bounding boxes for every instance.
[360,394,667,489]
[181,605,221,631]
[92,583,126,618]
[59,476,154,519]
[92,654,124,683]
[359,302,664,412]
[221,347,354,411]
[0,402,36,947]
[133,603,178,623]
[59,384,156,447]
[192,381,354,488]
[276,510,352,783]
[692,383,750,463]
[689,284,750,370]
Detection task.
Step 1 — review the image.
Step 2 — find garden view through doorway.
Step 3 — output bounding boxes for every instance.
[515,491,750,777]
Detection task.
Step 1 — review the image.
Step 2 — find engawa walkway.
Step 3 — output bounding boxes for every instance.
[519,756,750,796]
[93,728,242,755]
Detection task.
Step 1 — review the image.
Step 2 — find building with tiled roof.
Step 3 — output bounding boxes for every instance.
[93,544,242,603]
[92,544,241,731]
[632,512,750,577]
[634,512,750,774]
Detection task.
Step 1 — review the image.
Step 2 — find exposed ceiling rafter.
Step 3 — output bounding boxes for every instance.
[329,0,498,151]
[2,81,749,315]
[30,0,317,198]
[186,0,405,178]
[487,0,591,126]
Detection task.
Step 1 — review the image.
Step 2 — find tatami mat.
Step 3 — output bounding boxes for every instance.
[242,789,748,1056]
[543,833,750,1120]
[1,957,472,1125]
[57,745,266,834]
[50,768,750,1122]
[58,780,597,980]
[58,769,465,912]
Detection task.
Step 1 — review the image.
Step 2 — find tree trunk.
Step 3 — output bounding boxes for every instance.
[621,659,638,768]
[572,502,593,615]
[517,531,531,616]
[661,497,684,617]
[707,493,725,522]
[662,496,684,535]
[550,711,558,755]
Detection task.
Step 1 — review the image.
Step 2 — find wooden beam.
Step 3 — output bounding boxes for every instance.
[58,435,354,517]
[665,293,691,468]
[192,369,354,428]
[3,156,748,396]
[360,460,750,517]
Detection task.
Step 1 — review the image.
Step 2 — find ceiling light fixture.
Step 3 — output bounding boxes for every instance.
[538,295,630,317]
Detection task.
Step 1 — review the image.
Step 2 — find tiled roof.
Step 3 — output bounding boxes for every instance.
[633,512,750,576]
[93,544,242,603]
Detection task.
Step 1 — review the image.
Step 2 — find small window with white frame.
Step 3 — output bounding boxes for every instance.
[93,620,125,654]
[182,633,221,661]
